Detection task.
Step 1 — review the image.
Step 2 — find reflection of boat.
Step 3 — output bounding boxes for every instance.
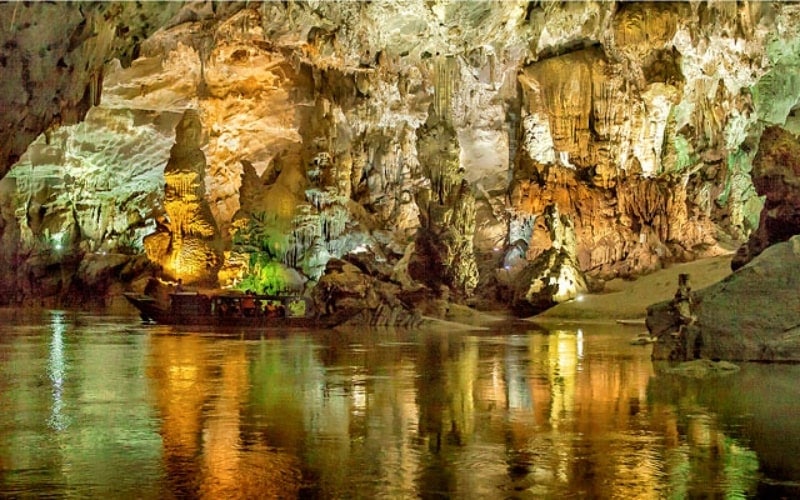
[630,332,656,345]
[124,291,343,328]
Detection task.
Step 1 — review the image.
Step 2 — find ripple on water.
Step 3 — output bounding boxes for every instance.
[1,315,798,498]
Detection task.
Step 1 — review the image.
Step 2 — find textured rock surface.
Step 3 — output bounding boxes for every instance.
[411,96,478,299]
[649,235,800,362]
[506,205,587,315]
[0,1,186,176]
[0,104,176,304]
[2,2,800,312]
[313,257,425,328]
[143,110,223,286]
[732,126,800,270]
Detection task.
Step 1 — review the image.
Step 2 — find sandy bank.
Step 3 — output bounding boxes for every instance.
[530,255,734,323]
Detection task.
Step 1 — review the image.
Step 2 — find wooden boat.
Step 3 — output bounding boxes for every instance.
[124,290,344,328]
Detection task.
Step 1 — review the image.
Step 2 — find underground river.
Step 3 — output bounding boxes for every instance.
[1,310,798,498]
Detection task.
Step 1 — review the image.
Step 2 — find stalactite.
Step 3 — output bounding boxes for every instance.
[433,55,458,119]
[88,72,97,110]
[94,69,103,107]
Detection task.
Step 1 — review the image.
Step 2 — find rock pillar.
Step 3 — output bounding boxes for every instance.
[143,110,223,285]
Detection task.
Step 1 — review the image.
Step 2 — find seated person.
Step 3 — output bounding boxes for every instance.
[242,291,257,317]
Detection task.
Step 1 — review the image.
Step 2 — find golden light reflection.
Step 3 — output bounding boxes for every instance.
[137,326,761,498]
[547,330,578,429]
[148,335,207,484]
[199,344,250,498]
[148,335,303,498]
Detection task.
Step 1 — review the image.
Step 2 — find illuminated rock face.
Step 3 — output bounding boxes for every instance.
[507,205,588,315]
[0,1,185,176]
[0,104,175,305]
[511,3,764,284]
[3,2,800,312]
[411,100,478,299]
[144,110,223,286]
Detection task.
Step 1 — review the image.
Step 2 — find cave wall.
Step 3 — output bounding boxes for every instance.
[0,1,192,176]
[2,1,800,310]
[732,126,800,270]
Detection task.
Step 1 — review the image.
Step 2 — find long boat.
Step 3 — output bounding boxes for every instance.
[124,290,344,328]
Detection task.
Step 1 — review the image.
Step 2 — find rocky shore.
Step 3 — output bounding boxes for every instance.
[648,236,800,362]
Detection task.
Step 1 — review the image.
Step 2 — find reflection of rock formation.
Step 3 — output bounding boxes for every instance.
[648,372,763,497]
[147,335,302,498]
[144,110,223,285]
[147,335,207,497]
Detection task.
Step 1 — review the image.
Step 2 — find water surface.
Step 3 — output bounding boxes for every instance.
[1,310,798,498]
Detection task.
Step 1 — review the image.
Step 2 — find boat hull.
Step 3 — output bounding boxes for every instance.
[124,292,340,329]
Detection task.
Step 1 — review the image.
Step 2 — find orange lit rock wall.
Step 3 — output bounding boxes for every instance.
[144,110,223,285]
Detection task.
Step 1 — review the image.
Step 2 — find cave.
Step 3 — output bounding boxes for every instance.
[2,2,800,497]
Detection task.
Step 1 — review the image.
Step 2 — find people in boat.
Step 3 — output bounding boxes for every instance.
[144,277,159,297]
[218,299,230,317]
[323,282,336,314]
[242,290,257,317]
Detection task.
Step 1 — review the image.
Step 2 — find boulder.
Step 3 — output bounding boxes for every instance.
[508,205,588,316]
[511,246,587,316]
[314,258,424,328]
[649,235,800,361]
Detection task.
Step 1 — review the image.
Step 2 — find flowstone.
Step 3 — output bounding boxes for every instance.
[143,110,223,285]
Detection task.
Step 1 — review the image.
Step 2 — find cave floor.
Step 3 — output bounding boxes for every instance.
[532,254,734,323]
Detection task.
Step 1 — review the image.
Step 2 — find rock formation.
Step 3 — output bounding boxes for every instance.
[410,61,479,300]
[0,1,188,177]
[507,205,588,315]
[143,109,223,286]
[732,126,800,270]
[312,257,425,328]
[649,235,800,362]
[1,2,800,315]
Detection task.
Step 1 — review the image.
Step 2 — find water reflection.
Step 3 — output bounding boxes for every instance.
[0,314,797,497]
[47,311,67,431]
